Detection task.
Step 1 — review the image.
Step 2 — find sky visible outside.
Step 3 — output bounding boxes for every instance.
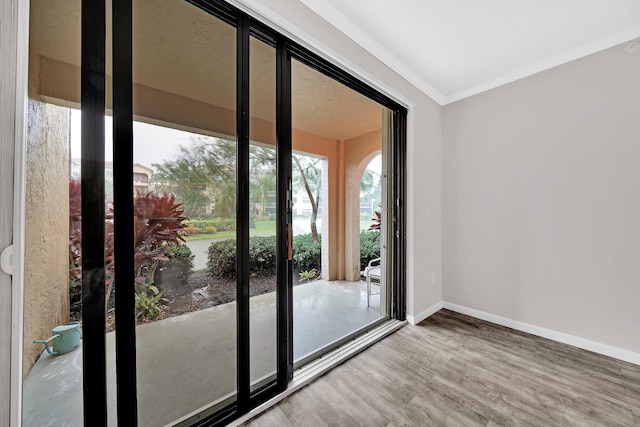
[70,109,195,167]
[70,109,382,174]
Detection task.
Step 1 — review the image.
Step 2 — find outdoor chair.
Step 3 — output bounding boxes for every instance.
[363,257,381,306]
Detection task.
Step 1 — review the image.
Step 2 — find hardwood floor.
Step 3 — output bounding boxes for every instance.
[242,309,640,426]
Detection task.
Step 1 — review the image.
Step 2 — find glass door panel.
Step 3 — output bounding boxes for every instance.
[248,36,278,391]
[132,2,237,424]
[291,58,387,364]
[22,1,88,424]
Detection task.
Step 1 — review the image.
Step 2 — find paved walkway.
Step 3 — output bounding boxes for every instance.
[183,237,224,271]
[184,234,277,271]
[22,280,382,426]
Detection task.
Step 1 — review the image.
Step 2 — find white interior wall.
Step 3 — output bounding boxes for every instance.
[443,41,640,356]
[235,0,444,320]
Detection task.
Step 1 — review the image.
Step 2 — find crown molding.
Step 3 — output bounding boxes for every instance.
[298,0,446,105]
[230,0,416,108]
[298,1,640,106]
[444,24,640,104]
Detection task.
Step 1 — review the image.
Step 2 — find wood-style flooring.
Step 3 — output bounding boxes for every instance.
[242,309,640,426]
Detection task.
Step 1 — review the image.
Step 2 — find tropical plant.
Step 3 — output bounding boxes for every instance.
[298,269,317,281]
[106,191,187,304]
[70,178,188,311]
[134,283,168,320]
[69,179,82,307]
[368,208,382,240]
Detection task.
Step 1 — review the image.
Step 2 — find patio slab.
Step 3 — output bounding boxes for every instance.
[22,279,381,426]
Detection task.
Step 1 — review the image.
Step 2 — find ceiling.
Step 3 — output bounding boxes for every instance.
[30,0,383,141]
[299,0,640,104]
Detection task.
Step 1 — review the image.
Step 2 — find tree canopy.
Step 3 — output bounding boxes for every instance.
[152,137,278,219]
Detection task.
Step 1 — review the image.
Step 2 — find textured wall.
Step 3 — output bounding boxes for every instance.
[344,130,382,281]
[23,98,70,376]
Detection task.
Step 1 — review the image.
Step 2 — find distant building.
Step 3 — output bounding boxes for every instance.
[133,163,152,194]
[71,158,153,196]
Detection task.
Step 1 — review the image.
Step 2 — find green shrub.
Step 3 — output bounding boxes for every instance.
[194,213,218,221]
[187,218,236,234]
[359,231,381,270]
[207,236,277,278]
[248,236,276,276]
[135,284,167,320]
[205,231,378,278]
[155,243,195,287]
[184,224,197,236]
[207,239,237,278]
[202,225,218,234]
[292,233,321,272]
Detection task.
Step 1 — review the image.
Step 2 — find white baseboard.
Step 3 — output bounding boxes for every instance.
[443,302,640,366]
[406,301,443,325]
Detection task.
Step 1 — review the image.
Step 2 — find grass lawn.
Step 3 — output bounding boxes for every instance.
[185,219,375,241]
[184,220,276,241]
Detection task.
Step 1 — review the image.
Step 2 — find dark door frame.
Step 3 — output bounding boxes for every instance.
[80,0,406,425]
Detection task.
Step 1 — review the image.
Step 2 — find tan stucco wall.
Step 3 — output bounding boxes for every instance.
[23,98,70,376]
[344,130,382,281]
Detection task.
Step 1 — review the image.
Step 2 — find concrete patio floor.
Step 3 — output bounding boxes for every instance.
[22,279,382,426]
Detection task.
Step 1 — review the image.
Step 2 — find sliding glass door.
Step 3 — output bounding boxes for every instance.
[22,0,405,425]
[131,3,240,424]
[290,58,391,365]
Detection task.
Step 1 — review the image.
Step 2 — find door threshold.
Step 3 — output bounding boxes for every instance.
[229,319,406,426]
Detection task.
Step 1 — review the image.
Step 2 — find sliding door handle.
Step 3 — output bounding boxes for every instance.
[1,244,13,275]
[287,224,292,261]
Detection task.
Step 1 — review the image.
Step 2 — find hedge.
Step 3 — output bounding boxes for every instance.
[184,217,259,235]
[207,231,379,279]
[186,218,236,235]
[207,236,277,278]
[291,233,321,272]
[359,231,381,270]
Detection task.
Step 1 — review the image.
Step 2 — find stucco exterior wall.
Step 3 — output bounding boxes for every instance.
[344,130,382,281]
[23,98,70,376]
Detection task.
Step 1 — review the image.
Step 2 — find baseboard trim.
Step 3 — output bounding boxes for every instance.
[443,302,640,366]
[406,301,444,325]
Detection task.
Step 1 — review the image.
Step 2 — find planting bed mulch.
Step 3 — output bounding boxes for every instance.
[70,271,308,333]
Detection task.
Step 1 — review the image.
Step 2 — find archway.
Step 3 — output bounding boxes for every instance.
[345,145,382,281]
